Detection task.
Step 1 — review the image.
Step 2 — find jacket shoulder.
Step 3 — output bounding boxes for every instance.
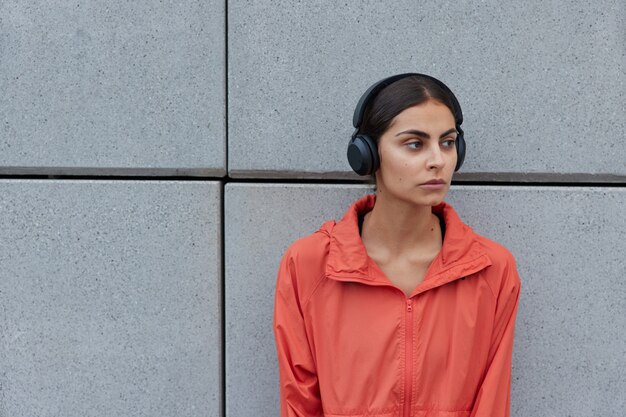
[276,220,335,305]
[285,224,333,271]
[472,232,521,296]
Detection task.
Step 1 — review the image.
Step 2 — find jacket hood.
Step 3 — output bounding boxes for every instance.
[320,193,493,295]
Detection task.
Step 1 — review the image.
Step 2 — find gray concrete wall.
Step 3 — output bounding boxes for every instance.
[0,180,222,416]
[0,1,225,176]
[0,0,624,416]
[228,0,625,181]
[225,184,626,417]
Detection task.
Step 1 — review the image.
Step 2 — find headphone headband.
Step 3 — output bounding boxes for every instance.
[352,72,464,133]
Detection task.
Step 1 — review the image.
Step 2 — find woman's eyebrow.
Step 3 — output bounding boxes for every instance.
[395,128,458,139]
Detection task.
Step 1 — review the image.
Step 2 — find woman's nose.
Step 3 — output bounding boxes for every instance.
[427,145,445,169]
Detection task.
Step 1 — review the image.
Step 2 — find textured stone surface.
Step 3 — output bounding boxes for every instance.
[224,183,625,417]
[0,2,225,176]
[458,187,626,417]
[224,184,367,417]
[228,0,625,180]
[0,180,222,417]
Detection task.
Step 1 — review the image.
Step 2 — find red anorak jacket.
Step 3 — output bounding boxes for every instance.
[274,194,521,417]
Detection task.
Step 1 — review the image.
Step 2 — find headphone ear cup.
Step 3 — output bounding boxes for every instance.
[455,132,466,172]
[347,134,380,175]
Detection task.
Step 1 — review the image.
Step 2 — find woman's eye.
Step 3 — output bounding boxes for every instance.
[444,139,456,148]
[407,141,422,149]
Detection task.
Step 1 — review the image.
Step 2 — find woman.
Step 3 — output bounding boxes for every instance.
[273,73,522,417]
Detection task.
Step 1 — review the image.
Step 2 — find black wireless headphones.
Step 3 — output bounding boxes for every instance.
[347,72,466,175]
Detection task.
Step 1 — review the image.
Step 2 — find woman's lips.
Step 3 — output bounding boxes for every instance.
[419,183,446,190]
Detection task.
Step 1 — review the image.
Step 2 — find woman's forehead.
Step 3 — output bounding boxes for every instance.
[387,102,456,132]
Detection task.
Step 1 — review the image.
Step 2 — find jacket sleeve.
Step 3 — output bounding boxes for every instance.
[470,252,522,417]
[273,247,323,417]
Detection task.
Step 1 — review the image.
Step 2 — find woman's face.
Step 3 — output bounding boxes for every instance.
[375,99,458,206]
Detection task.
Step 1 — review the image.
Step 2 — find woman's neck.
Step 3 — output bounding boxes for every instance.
[361,192,442,260]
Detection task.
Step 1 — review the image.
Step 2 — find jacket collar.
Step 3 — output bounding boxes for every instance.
[321,193,492,295]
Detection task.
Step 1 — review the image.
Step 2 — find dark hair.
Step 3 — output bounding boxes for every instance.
[358,75,458,190]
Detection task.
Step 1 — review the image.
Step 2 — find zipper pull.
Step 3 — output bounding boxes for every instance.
[406,298,412,312]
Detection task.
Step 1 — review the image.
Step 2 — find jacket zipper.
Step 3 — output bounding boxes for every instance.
[404,298,413,417]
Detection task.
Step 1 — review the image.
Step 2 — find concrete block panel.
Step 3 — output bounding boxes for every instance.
[0,2,225,176]
[228,1,625,181]
[0,180,221,417]
[455,187,626,417]
[224,184,367,417]
[224,184,625,417]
